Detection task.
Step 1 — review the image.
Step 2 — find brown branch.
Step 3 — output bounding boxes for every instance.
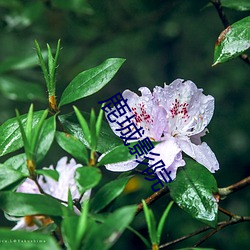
[136,186,169,215]
[159,216,250,249]
[218,176,250,198]
[193,216,250,247]
[211,0,250,66]
[159,224,212,249]
[218,206,235,218]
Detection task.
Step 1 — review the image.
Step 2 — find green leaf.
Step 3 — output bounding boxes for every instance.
[0,164,27,190]
[90,109,97,150]
[36,169,59,181]
[0,76,46,102]
[96,105,104,140]
[59,112,122,153]
[75,167,102,194]
[0,111,44,157]
[142,200,157,245]
[56,131,89,165]
[4,154,28,175]
[76,200,89,248]
[0,192,65,216]
[35,40,50,90]
[0,51,47,74]
[59,58,125,106]
[213,16,250,65]
[62,215,80,250]
[168,159,218,227]
[30,110,48,158]
[62,201,89,250]
[91,176,132,213]
[221,0,250,11]
[73,106,91,147]
[36,116,56,162]
[0,228,60,250]
[83,205,136,250]
[157,201,174,244]
[97,142,138,166]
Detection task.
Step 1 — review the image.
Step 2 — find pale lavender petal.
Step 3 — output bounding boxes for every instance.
[40,157,82,201]
[148,138,185,180]
[105,159,140,172]
[98,147,141,172]
[190,128,208,145]
[16,178,40,194]
[178,138,219,173]
[153,79,214,136]
[123,88,167,140]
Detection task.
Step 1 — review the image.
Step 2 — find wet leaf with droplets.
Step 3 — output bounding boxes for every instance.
[168,158,218,227]
[213,16,250,65]
[59,58,125,107]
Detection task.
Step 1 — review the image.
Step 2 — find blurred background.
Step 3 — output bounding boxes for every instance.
[0,0,249,249]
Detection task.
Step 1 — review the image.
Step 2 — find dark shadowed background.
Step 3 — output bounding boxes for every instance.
[0,0,249,249]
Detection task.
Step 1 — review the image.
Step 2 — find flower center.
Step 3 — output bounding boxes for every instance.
[170,99,190,121]
[131,102,153,127]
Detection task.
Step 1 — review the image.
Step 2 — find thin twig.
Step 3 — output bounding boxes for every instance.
[136,186,169,215]
[159,224,212,249]
[33,177,68,204]
[160,216,250,249]
[193,216,250,247]
[218,206,235,218]
[218,176,250,198]
[211,0,250,66]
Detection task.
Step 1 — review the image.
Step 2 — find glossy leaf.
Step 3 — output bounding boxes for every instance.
[0,164,27,190]
[168,159,218,227]
[91,176,132,213]
[59,112,122,153]
[142,200,157,245]
[0,111,44,157]
[36,116,56,162]
[0,76,45,102]
[213,16,250,65]
[0,192,65,216]
[83,205,137,250]
[36,169,59,181]
[59,58,125,106]
[221,0,250,11]
[56,131,89,165]
[97,142,138,166]
[75,167,102,194]
[4,153,28,175]
[0,228,60,250]
[73,106,91,147]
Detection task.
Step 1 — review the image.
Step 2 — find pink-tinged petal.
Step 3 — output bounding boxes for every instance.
[148,138,185,180]
[178,139,219,173]
[123,88,167,140]
[12,218,38,231]
[16,178,40,194]
[154,79,214,136]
